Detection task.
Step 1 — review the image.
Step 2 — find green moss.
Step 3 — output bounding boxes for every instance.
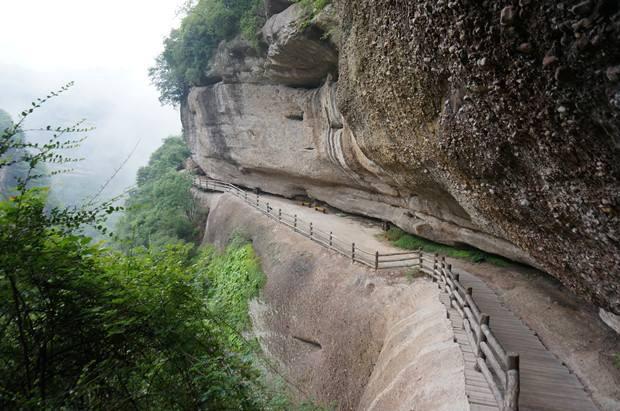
[294,0,331,28]
[383,227,513,267]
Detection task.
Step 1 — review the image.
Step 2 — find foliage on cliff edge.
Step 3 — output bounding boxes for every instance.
[150,0,264,105]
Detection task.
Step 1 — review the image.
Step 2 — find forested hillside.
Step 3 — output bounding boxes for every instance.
[115,136,204,248]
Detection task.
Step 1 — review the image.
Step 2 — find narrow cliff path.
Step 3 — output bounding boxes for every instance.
[195,181,604,411]
[239,192,599,411]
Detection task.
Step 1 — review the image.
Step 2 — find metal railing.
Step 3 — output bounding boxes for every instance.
[194,176,420,270]
[419,254,520,411]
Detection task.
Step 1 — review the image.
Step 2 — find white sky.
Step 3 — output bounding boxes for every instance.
[0,0,188,202]
[0,0,182,73]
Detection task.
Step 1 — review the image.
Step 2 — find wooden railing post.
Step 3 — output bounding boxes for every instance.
[256,193,259,207]
[329,232,333,247]
[244,192,248,201]
[504,353,520,411]
[278,208,282,221]
[294,214,297,231]
[440,257,448,291]
[375,251,379,270]
[449,264,459,285]
[418,251,423,268]
[266,202,270,215]
[309,222,313,238]
[352,243,355,262]
[475,312,489,372]
[448,263,456,308]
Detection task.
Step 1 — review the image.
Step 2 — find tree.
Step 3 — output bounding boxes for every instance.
[150,0,265,106]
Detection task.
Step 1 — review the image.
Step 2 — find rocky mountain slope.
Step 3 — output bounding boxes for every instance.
[181,0,620,314]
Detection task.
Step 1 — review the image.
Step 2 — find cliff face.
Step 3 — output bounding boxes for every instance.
[182,1,620,313]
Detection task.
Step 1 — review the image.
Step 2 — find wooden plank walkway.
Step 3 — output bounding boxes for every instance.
[439,291,500,410]
[442,270,599,411]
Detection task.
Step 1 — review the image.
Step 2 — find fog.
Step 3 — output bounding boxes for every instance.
[0,0,184,204]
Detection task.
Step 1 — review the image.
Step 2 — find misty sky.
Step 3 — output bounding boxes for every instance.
[0,0,185,203]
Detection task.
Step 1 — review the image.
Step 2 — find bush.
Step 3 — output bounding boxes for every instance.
[0,195,265,409]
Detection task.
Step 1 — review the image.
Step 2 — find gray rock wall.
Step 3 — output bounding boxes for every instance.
[183,1,620,313]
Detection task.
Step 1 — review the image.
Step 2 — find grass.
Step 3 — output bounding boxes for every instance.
[383,227,513,267]
[614,353,620,370]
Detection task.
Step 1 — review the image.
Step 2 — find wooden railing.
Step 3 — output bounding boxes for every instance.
[195,176,519,410]
[419,254,520,411]
[194,176,420,270]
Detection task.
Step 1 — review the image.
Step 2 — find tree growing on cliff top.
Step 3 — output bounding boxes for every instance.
[150,0,264,105]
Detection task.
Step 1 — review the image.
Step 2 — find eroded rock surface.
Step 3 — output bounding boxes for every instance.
[183,2,620,313]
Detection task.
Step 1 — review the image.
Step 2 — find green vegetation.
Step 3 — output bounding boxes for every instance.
[202,236,265,336]
[383,227,512,267]
[0,90,327,409]
[115,136,206,248]
[295,0,331,16]
[613,353,620,370]
[150,0,264,105]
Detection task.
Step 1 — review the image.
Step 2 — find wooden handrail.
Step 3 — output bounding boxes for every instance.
[427,254,519,411]
[193,176,421,270]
